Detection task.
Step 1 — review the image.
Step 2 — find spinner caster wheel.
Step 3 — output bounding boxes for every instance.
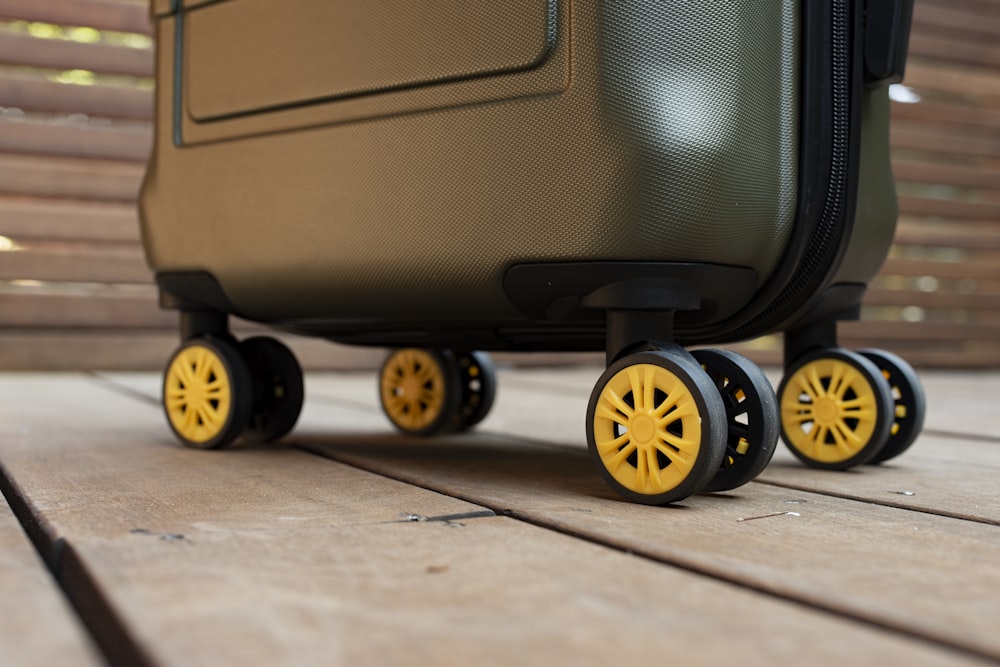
[240,337,304,443]
[586,348,727,505]
[692,349,779,492]
[162,336,253,449]
[778,348,894,469]
[379,348,461,436]
[454,351,497,431]
[858,349,926,464]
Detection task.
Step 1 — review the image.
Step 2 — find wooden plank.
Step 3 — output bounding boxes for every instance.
[899,195,1000,221]
[892,100,1000,134]
[0,197,141,242]
[2,377,975,666]
[881,257,1000,281]
[0,239,150,283]
[0,31,153,78]
[893,159,1000,191]
[912,3,1000,41]
[894,222,1000,250]
[302,369,1000,524]
[758,435,1000,525]
[908,31,1000,69]
[893,125,1000,160]
[864,288,1000,311]
[0,490,102,666]
[842,319,1000,341]
[0,154,143,201]
[901,61,1000,101]
[0,290,171,328]
[0,0,151,35]
[294,436,1000,659]
[0,330,390,371]
[0,72,153,120]
[0,117,151,162]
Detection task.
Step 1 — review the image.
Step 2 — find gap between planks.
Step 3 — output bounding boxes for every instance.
[86,371,1000,664]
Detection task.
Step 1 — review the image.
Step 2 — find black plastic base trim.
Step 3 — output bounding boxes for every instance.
[503,262,757,327]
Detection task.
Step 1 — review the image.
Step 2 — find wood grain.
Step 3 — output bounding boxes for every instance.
[1,375,981,666]
[0,31,153,78]
[0,0,151,35]
[0,117,152,162]
[0,72,153,120]
[0,490,101,666]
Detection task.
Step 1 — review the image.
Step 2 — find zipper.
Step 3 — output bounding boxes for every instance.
[733,0,854,338]
[681,0,858,345]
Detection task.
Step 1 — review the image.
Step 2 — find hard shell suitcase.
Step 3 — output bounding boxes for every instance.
[141,0,924,504]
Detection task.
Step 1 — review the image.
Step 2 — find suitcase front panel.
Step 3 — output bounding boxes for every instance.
[142,1,801,329]
[185,0,555,121]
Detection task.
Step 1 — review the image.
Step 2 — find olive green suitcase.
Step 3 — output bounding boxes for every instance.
[141,0,923,504]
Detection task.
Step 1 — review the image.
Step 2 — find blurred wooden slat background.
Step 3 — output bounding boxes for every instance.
[0,0,997,370]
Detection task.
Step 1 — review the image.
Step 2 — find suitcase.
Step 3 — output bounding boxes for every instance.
[141,0,924,504]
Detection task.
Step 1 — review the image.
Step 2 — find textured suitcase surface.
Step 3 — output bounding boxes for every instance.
[142,0,924,505]
[143,0,803,336]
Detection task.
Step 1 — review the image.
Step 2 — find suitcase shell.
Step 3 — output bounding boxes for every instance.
[141,0,898,350]
[142,0,920,503]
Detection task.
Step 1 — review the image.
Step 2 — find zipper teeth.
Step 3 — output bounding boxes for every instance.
[732,0,851,337]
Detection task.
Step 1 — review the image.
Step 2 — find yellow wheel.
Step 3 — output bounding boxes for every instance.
[778,348,893,469]
[162,337,252,449]
[379,349,461,436]
[586,349,726,505]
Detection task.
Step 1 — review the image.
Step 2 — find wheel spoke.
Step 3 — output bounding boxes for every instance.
[597,399,630,427]
[657,406,695,428]
[723,379,745,406]
[725,401,747,421]
[728,422,751,441]
[196,403,217,429]
[652,390,681,419]
[605,441,637,473]
[642,366,656,414]
[596,432,631,457]
[807,367,826,400]
[659,430,697,455]
[654,440,691,466]
[645,448,663,489]
[195,347,211,382]
[833,419,862,445]
[627,367,644,410]
[602,388,634,420]
[635,444,649,488]
[782,407,815,424]
[177,359,196,388]
[827,362,845,399]
[841,408,875,422]
[834,368,860,400]
[182,402,199,432]
[793,374,817,402]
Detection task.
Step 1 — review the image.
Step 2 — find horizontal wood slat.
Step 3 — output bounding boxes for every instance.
[0,197,141,242]
[0,242,149,283]
[891,125,1000,160]
[0,0,998,370]
[908,31,1000,69]
[892,160,1000,191]
[901,61,1000,100]
[0,0,151,35]
[0,72,153,120]
[0,154,143,201]
[912,3,1000,40]
[0,117,151,161]
[0,30,153,78]
[898,195,1000,221]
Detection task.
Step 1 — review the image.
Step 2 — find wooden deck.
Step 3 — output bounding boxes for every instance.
[1,364,998,666]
